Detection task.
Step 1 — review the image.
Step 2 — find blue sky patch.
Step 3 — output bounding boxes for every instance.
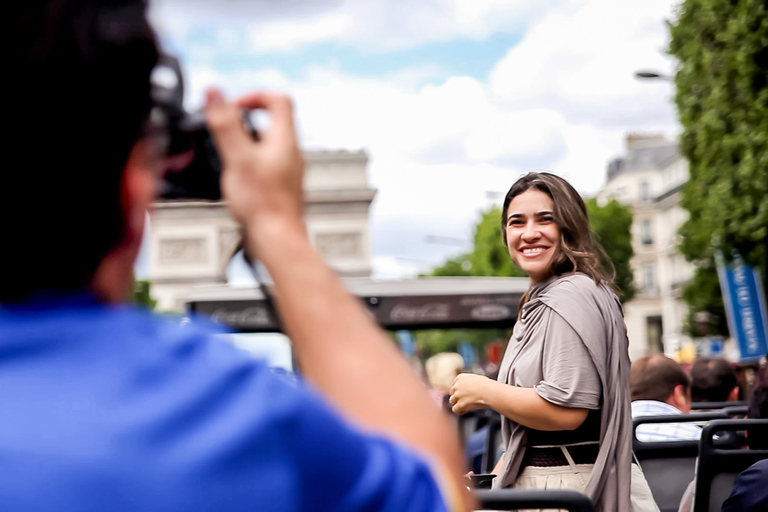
[164,27,522,84]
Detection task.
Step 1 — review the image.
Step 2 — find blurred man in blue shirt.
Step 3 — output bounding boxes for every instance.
[1,2,469,510]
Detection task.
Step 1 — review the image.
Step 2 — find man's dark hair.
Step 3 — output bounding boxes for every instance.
[690,357,739,402]
[5,0,158,302]
[630,355,691,402]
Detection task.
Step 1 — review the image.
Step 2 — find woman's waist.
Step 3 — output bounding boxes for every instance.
[524,408,601,446]
[521,442,600,467]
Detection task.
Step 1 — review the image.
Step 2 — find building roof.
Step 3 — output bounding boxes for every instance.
[607,143,681,180]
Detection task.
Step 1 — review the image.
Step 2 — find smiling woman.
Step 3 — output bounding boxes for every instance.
[449,172,660,512]
[503,189,560,284]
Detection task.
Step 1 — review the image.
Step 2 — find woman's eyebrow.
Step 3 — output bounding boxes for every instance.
[507,210,553,222]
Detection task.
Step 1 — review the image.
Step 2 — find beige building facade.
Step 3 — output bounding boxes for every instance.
[149,150,376,311]
[597,134,693,361]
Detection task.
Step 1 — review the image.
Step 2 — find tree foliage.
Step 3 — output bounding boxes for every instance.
[669,0,768,335]
[586,198,637,302]
[430,207,526,279]
[133,279,158,310]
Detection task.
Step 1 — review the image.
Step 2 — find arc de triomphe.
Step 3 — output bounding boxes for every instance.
[148,150,376,311]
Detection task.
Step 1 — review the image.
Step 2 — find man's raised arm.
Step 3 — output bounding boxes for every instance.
[205,89,472,510]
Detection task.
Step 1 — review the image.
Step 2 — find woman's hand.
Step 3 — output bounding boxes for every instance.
[449,373,494,415]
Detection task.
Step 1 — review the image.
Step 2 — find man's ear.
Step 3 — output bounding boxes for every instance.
[728,386,740,402]
[671,384,691,413]
[121,140,157,246]
[90,140,157,304]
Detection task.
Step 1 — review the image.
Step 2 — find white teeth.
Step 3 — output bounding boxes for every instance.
[522,248,544,254]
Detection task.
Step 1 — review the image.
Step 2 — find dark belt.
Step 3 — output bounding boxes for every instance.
[521,444,600,468]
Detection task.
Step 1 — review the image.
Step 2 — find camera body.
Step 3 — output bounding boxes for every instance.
[151,54,256,201]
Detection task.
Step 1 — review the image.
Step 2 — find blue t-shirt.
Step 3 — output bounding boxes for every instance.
[0,294,449,511]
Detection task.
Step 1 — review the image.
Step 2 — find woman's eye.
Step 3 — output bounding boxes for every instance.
[540,217,553,223]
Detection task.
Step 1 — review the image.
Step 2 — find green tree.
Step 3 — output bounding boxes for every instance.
[586,198,636,302]
[669,0,768,336]
[133,279,158,310]
[430,207,526,279]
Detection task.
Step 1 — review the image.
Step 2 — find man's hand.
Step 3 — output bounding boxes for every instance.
[450,373,493,415]
[205,89,306,255]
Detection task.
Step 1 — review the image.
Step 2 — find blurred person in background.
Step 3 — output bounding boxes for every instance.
[722,364,767,512]
[447,172,658,512]
[690,357,740,403]
[678,365,767,512]
[1,2,470,511]
[630,355,701,442]
[426,352,465,409]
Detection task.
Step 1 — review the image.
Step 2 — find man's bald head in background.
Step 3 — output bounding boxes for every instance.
[630,354,692,413]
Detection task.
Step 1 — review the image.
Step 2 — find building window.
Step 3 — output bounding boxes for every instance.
[641,220,653,245]
[646,315,664,353]
[643,263,656,294]
[640,181,650,202]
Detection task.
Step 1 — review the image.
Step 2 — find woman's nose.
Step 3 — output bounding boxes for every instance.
[522,221,539,241]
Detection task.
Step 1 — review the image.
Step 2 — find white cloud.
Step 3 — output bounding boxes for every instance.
[489,0,678,128]
[152,0,683,277]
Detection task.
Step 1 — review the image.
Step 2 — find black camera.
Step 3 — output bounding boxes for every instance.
[150,54,257,201]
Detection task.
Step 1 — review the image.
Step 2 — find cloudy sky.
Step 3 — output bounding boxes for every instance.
[142,0,682,278]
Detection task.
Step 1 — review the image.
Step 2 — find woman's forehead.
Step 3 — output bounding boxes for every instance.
[507,189,553,214]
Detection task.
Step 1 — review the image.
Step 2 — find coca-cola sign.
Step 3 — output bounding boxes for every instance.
[470,303,512,321]
[389,303,451,322]
[211,306,273,329]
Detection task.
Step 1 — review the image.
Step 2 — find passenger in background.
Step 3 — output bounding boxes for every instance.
[723,365,768,512]
[678,365,767,512]
[690,357,740,403]
[425,352,465,409]
[630,355,701,441]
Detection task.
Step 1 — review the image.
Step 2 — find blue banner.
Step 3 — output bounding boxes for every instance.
[716,252,768,361]
[395,330,415,357]
[458,342,476,367]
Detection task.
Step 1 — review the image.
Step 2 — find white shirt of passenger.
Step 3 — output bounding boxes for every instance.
[631,400,702,442]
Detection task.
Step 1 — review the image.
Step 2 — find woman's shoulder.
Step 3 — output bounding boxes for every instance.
[540,272,602,297]
[536,273,619,313]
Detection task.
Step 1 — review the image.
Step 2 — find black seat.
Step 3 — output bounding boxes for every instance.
[458,407,496,447]
[692,418,768,512]
[475,489,595,511]
[721,405,748,418]
[481,411,503,474]
[632,412,727,512]
[690,400,747,411]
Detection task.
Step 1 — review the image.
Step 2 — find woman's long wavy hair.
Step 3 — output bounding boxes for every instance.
[501,172,616,308]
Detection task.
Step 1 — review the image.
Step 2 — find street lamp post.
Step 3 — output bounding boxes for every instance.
[634,70,673,81]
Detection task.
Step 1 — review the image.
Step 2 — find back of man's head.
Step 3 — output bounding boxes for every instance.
[630,354,691,403]
[690,357,739,402]
[6,1,158,303]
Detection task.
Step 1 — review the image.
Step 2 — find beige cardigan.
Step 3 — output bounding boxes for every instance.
[494,273,634,512]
